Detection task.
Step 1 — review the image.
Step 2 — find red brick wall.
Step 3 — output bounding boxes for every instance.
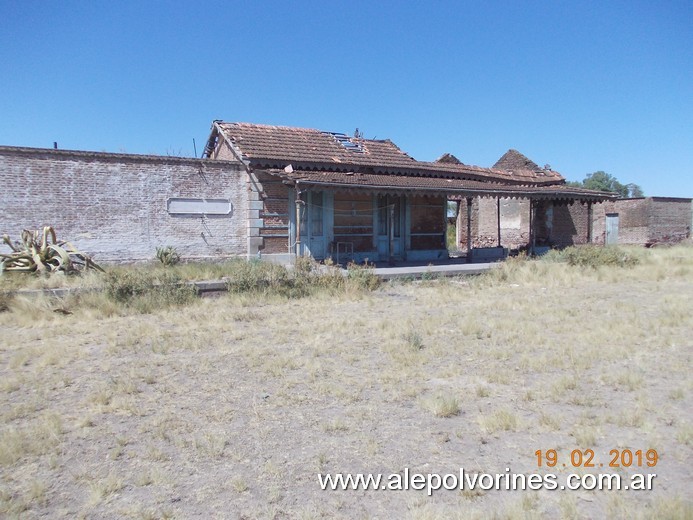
[595,199,648,245]
[474,198,565,249]
[472,197,608,249]
[551,202,591,247]
[0,147,248,262]
[591,198,691,246]
[474,197,534,249]
[558,198,691,247]
[647,198,692,244]
[455,197,479,250]
[257,172,291,254]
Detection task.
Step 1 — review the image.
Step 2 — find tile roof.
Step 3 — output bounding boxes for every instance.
[265,168,615,202]
[435,153,463,164]
[214,122,415,166]
[210,122,564,186]
[493,149,564,181]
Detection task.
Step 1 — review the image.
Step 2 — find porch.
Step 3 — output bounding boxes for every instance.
[256,167,615,264]
[292,190,449,264]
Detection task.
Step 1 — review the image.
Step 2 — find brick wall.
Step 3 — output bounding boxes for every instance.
[0,147,247,263]
[551,202,592,246]
[473,197,534,249]
[647,198,692,244]
[596,199,649,245]
[592,198,691,246]
[210,138,293,258]
[470,197,609,249]
[455,197,479,250]
[257,172,291,255]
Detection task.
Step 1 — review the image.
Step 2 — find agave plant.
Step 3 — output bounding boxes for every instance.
[155,245,181,267]
[0,226,103,275]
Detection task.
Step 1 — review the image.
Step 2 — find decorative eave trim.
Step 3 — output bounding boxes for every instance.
[262,169,616,203]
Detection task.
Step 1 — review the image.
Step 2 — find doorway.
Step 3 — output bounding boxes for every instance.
[300,191,327,258]
[605,213,619,245]
[376,195,404,260]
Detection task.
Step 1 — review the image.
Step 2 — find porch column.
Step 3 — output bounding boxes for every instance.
[466,197,473,263]
[528,199,535,256]
[295,182,302,256]
[455,200,461,249]
[587,202,593,243]
[389,203,395,266]
[497,197,502,248]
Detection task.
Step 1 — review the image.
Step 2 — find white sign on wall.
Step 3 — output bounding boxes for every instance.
[167,198,233,216]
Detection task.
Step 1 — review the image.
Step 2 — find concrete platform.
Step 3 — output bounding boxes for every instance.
[7,261,499,299]
[370,262,497,280]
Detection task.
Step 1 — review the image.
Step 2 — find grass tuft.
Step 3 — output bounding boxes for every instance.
[422,392,460,418]
[543,245,640,268]
[478,408,519,433]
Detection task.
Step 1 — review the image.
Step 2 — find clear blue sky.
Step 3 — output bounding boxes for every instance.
[1,1,691,196]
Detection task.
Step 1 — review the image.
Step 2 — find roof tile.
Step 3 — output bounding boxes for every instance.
[213,123,564,185]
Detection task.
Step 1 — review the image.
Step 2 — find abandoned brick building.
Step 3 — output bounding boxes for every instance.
[461,150,692,252]
[0,122,689,263]
[201,122,613,263]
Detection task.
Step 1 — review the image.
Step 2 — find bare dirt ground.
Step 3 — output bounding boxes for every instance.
[1,249,692,519]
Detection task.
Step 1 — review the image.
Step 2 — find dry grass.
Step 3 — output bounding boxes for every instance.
[421,392,461,418]
[0,245,691,518]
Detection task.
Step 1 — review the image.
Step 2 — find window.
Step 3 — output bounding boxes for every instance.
[409,195,445,250]
[311,192,323,237]
[333,192,374,252]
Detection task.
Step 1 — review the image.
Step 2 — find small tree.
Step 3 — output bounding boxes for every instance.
[583,171,628,197]
[626,183,644,198]
[573,171,643,198]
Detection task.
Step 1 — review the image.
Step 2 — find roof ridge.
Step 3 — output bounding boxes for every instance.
[220,122,396,145]
[492,148,564,180]
[493,149,541,171]
[219,121,323,132]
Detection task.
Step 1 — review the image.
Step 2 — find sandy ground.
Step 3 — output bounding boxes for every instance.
[0,258,691,519]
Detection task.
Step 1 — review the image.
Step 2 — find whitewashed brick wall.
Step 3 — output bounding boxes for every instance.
[0,147,248,263]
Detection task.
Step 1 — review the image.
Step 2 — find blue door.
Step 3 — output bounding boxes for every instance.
[606,213,619,245]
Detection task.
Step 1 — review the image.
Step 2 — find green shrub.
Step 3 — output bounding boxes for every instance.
[546,245,640,268]
[345,262,381,291]
[105,270,154,302]
[225,259,380,297]
[293,256,315,276]
[225,260,291,294]
[403,330,424,351]
[105,270,197,311]
[155,246,181,267]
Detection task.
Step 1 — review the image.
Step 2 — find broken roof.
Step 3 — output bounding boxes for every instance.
[435,153,463,165]
[493,149,564,181]
[207,122,564,186]
[214,122,414,166]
